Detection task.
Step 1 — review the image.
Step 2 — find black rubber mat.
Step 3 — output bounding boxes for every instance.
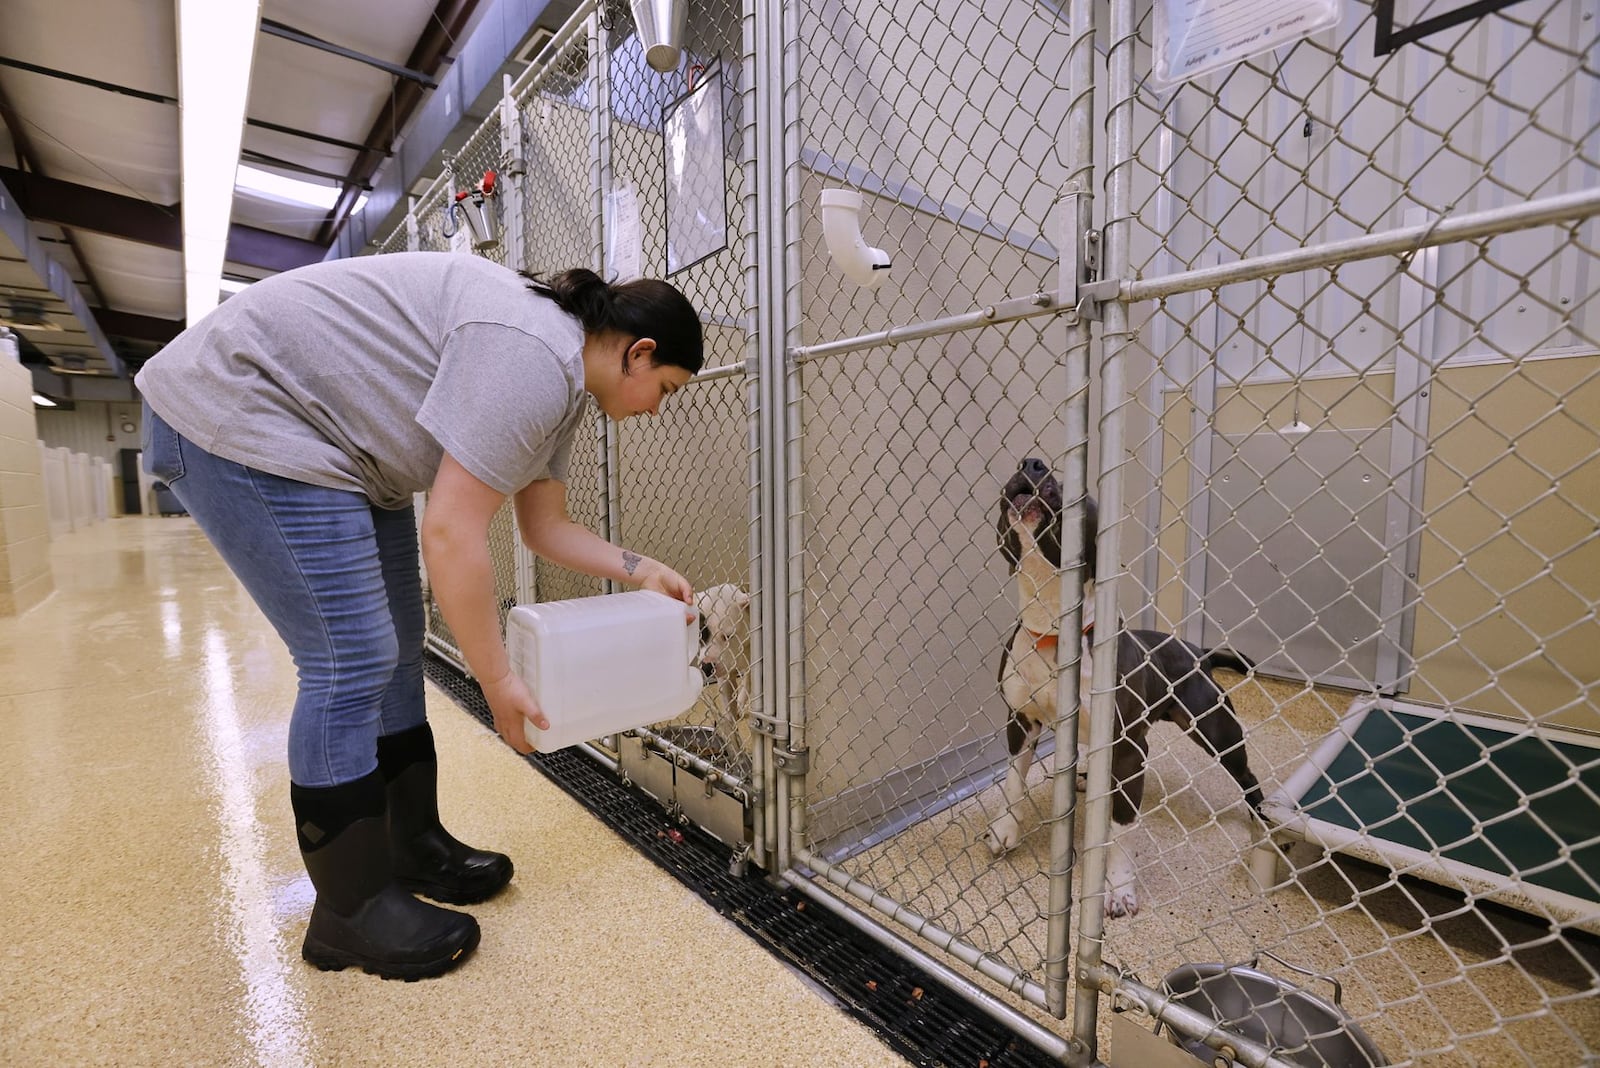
[425,655,1061,1068]
[1299,707,1600,902]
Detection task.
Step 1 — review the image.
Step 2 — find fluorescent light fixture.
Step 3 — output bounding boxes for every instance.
[31,394,56,408]
[219,277,252,295]
[177,0,263,326]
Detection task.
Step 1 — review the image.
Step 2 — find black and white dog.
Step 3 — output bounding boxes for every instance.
[986,457,1263,917]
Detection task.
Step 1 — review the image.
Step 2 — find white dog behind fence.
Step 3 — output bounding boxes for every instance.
[695,582,752,731]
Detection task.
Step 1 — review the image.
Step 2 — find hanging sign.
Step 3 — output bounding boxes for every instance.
[1151,0,1341,90]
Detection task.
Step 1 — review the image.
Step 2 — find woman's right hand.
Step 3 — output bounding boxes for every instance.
[480,670,549,754]
[639,559,694,606]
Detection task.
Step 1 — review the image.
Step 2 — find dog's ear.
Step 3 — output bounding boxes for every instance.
[997,501,1021,572]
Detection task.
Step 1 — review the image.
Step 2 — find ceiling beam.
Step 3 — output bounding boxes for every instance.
[0,167,326,273]
[95,308,184,344]
[0,165,180,244]
[226,224,326,273]
[259,20,438,89]
[316,0,482,244]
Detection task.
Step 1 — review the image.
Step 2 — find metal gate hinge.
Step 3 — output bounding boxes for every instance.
[772,745,809,775]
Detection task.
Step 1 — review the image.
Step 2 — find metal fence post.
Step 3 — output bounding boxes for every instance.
[753,0,800,873]
[1073,0,1137,1058]
[499,73,526,275]
[1047,0,1099,1037]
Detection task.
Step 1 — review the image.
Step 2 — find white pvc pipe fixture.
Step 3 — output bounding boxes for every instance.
[819,189,891,288]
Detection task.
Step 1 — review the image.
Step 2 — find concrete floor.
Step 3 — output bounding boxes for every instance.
[0,517,908,1067]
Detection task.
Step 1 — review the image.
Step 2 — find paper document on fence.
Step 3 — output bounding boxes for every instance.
[1151,0,1340,90]
[605,183,643,283]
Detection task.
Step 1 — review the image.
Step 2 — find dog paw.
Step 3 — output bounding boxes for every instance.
[985,816,1021,856]
[1105,886,1140,918]
[1104,841,1139,918]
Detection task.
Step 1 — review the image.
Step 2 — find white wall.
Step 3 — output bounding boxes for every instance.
[34,401,143,465]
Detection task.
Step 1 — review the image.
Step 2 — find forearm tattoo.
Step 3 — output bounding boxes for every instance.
[622,550,642,576]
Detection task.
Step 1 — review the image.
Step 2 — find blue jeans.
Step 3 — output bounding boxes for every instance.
[142,406,427,788]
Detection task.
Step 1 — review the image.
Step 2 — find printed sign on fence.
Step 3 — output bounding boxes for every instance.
[605,183,643,283]
[1151,0,1341,90]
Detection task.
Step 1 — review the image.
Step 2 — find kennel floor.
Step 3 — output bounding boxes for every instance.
[823,675,1600,1066]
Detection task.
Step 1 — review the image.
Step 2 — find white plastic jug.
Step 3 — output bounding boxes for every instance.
[505,590,703,751]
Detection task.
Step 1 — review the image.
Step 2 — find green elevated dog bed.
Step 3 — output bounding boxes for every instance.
[1258,698,1600,933]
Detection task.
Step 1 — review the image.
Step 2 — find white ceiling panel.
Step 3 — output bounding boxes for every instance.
[0,0,177,97]
[0,259,55,299]
[239,123,359,188]
[69,232,183,318]
[264,0,443,65]
[230,190,328,241]
[0,77,179,201]
[0,0,178,200]
[247,35,396,159]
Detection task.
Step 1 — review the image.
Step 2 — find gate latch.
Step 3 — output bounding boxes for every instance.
[773,745,810,775]
[1076,277,1120,322]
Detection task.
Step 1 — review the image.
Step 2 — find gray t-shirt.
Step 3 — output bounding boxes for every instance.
[137,252,589,508]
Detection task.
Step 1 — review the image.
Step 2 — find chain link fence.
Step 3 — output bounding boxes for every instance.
[371,0,1599,1062]
[384,0,760,786]
[777,0,1097,1048]
[1077,0,1600,1064]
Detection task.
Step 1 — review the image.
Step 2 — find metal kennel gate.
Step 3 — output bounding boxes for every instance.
[1067,1,1600,1065]
[371,0,1599,1063]
[769,0,1095,1052]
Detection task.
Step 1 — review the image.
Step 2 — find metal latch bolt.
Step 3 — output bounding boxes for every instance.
[772,746,809,775]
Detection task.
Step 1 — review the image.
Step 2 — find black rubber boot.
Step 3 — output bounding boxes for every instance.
[292,769,480,980]
[377,723,514,905]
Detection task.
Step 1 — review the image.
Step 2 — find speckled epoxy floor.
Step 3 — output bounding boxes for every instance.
[0,517,909,1067]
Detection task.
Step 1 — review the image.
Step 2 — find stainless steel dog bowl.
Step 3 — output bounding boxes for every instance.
[1161,959,1387,1067]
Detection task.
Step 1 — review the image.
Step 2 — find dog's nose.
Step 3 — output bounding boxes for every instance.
[1021,457,1049,483]
[701,661,717,679]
